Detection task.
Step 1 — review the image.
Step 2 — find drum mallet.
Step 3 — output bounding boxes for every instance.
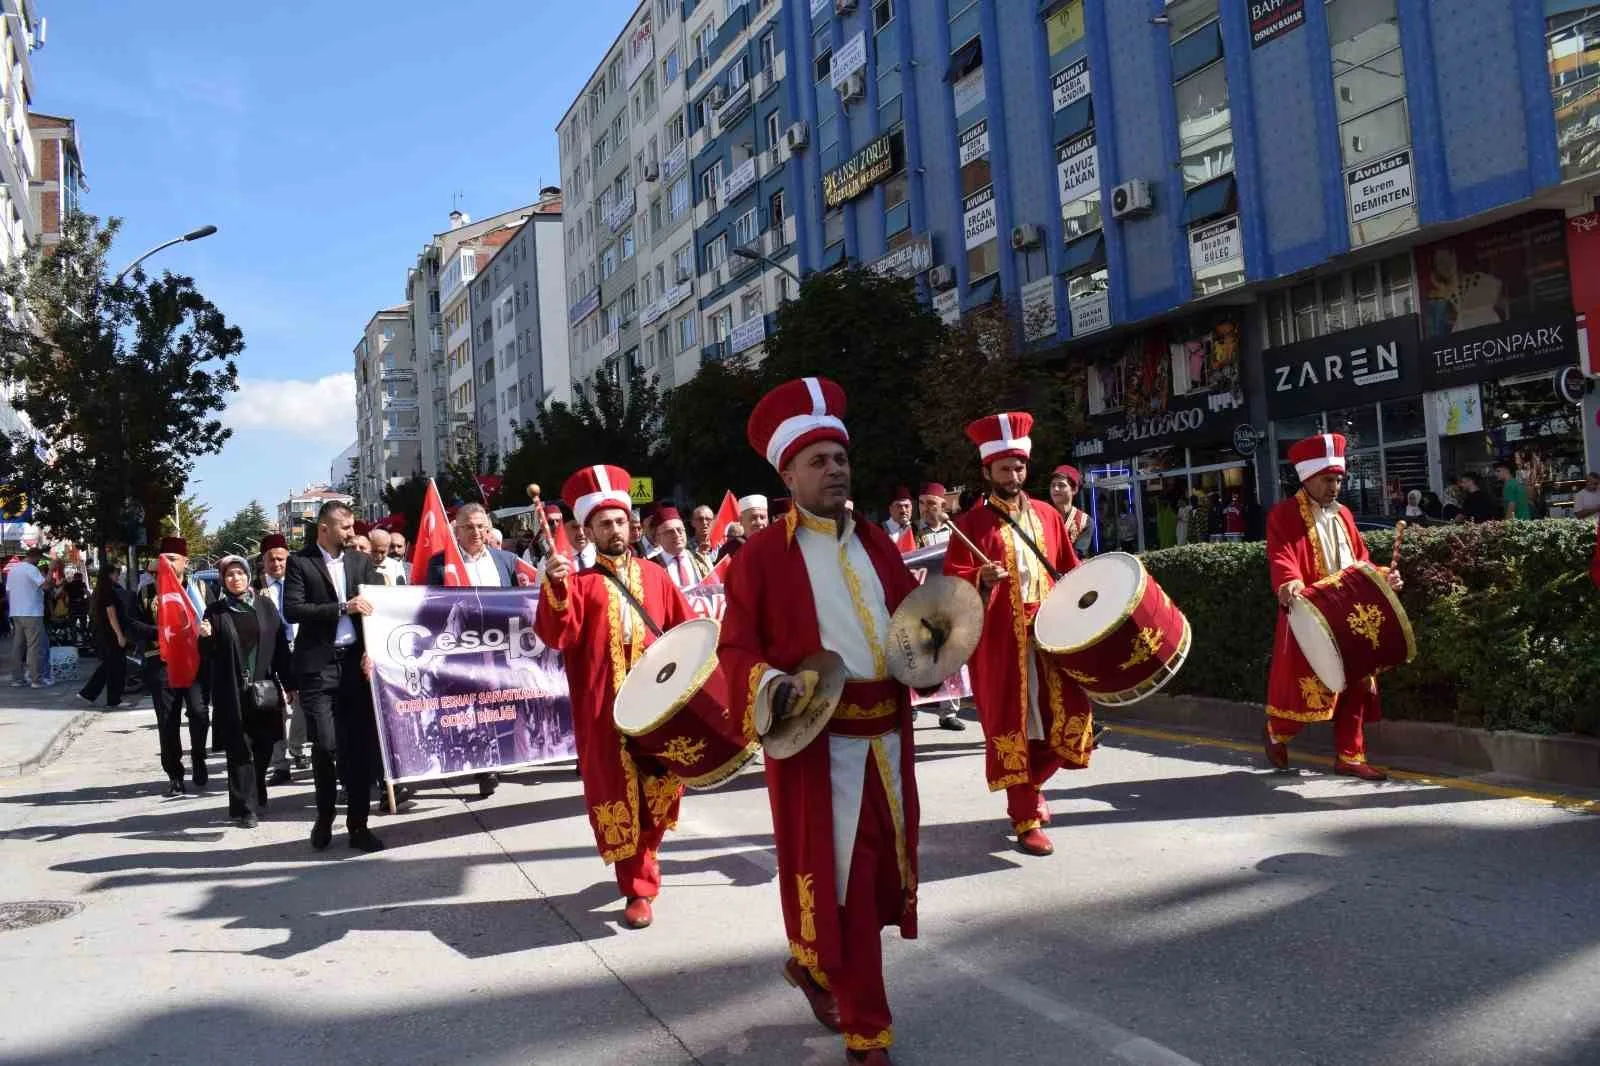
[1389,520,1407,574]
[946,523,994,567]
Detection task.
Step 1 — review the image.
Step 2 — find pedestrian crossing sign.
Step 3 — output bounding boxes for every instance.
[630,477,655,505]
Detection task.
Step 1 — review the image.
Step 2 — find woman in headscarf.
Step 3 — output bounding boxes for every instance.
[199,555,293,828]
[1404,489,1426,519]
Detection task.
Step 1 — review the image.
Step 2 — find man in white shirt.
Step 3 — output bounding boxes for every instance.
[259,533,307,783]
[883,488,915,544]
[690,504,717,555]
[652,506,712,589]
[1573,472,1600,522]
[368,528,407,586]
[7,547,48,687]
[913,483,953,548]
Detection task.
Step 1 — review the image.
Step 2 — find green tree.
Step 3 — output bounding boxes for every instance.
[661,355,774,503]
[210,499,270,557]
[758,267,947,508]
[503,372,668,506]
[380,474,431,541]
[161,495,212,559]
[0,213,241,549]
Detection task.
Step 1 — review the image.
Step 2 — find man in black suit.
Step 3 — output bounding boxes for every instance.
[283,500,385,852]
[425,502,521,798]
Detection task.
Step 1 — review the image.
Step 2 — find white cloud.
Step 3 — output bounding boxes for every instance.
[225,372,355,445]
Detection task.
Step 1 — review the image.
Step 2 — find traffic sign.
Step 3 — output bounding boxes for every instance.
[630,477,655,505]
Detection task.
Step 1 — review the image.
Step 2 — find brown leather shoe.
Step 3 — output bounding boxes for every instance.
[1017,827,1055,856]
[622,896,654,929]
[1334,757,1388,781]
[783,957,841,1032]
[1263,726,1289,771]
[845,1049,894,1064]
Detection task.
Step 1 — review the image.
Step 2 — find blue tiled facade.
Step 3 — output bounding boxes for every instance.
[763,0,1600,541]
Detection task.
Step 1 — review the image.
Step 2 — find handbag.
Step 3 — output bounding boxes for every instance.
[220,610,284,716]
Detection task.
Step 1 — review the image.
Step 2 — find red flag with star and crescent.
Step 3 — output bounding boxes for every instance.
[410,479,467,586]
[156,555,202,688]
[709,490,739,551]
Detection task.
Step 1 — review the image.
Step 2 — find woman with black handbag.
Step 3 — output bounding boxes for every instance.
[199,555,294,829]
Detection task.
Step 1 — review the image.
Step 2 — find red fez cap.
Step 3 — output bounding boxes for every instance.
[891,485,913,504]
[919,483,948,500]
[260,533,288,552]
[159,536,188,556]
[654,506,684,526]
[1052,464,1081,486]
[747,377,849,471]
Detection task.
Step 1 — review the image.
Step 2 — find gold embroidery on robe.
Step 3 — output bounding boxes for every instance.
[796,873,817,942]
[992,730,1028,771]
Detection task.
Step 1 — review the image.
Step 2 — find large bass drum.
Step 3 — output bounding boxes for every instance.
[612,618,756,788]
[1032,552,1191,706]
[1288,561,1415,693]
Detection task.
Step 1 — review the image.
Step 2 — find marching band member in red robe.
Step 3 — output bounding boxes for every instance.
[534,464,696,930]
[1265,434,1400,780]
[719,376,920,1066]
[944,413,1095,857]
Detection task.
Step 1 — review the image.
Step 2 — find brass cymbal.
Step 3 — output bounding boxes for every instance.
[886,576,984,689]
[759,649,847,760]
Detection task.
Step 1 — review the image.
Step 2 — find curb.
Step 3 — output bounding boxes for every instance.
[1112,694,1600,791]
[0,708,99,778]
[1107,688,1600,787]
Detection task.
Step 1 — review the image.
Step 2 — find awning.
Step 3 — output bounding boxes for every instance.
[1062,232,1106,276]
[945,37,983,84]
[1179,174,1237,226]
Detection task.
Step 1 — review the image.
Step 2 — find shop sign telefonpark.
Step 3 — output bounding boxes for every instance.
[1421,311,1581,389]
[822,133,896,208]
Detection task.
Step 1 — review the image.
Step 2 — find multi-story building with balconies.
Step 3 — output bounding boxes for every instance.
[28,112,83,253]
[352,306,418,517]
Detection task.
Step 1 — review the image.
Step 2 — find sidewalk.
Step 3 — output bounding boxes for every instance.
[0,645,136,777]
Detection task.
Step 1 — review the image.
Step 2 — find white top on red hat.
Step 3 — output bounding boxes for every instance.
[1288,433,1347,483]
[964,412,1034,463]
[561,464,633,527]
[747,376,849,471]
[736,494,768,512]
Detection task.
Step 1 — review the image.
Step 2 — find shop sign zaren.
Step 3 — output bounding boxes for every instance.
[822,133,897,208]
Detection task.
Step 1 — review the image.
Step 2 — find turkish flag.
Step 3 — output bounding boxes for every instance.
[514,555,541,587]
[894,525,915,554]
[410,479,468,586]
[709,490,739,550]
[474,474,503,504]
[156,555,202,688]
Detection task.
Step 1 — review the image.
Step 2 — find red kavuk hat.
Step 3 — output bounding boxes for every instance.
[965,412,1034,464]
[919,482,948,501]
[747,376,849,471]
[1052,464,1082,486]
[260,533,288,552]
[159,536,188,556]
[562,465,633,527]
[1289,433,1348,483]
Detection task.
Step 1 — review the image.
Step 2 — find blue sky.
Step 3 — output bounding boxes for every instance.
[33,0,638,526]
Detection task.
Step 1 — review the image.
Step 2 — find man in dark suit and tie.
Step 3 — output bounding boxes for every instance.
[425,502,519,798]
[283,500,385,852]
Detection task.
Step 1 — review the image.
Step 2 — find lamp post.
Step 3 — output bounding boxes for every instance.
[113,224,218,285]
[730,246,802,286]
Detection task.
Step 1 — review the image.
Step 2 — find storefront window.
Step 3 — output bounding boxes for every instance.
[1380,396,1425,441]
[1326,403,1380,451]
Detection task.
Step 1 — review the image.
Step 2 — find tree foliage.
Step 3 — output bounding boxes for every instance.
[162,495,212,559]
[502,371,667,506]
[661,355,774,503]
[0,213,241,547]
[210,499,270,556]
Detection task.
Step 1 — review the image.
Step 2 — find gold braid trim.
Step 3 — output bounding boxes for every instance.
[1267,702,1337,723]
[788,941,827,988]
[845,1029,894,1052]
[834,699,898,720]
[870,736,914,907]
[743,662,768,742]
[539,568,569,611]
[1296,489,1330,581]
[838,543,889,680]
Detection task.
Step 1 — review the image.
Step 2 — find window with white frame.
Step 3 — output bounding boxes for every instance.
[734,208,760,248]
[705,235,728,271]
[669,177,690,219]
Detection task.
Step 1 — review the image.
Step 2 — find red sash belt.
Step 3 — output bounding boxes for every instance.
[827,679,905,739]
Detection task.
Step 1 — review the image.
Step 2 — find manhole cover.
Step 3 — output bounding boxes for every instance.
[0,900,82,932]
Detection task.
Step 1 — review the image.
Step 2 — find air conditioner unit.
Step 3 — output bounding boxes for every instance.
[708,85,727,108]
[835,0,858,13]
[929,265,957,291]
[1110,179,1154,219]
[839,71,866,104]
[784,121,810,151]
[643,162,660,182]
[1011,224,1044,251]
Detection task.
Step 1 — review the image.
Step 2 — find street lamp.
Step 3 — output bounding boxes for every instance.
[731,246,802,286]
[113,224,218,284]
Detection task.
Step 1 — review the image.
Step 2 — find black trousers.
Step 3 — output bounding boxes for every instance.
[298,647,375,833]
[78,636,126,706]
[226,731,275,817]
[146,659,209,783]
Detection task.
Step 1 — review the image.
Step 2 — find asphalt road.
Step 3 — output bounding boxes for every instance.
[2,707,1598,1066]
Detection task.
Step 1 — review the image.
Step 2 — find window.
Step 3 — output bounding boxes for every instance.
[734,208,760,247]
[766,110,781,153]
[696,20,717,64]
[824,208,845,248]
[674,243,695,280]
[601,244,618,280]
[1174,59,1232,189]
[620,286,637,318]
[815,49,832,84]
[874,0,893,32]
[1063,196,1102,242]
[1261,255,1417,347]
[621,227,636,259]
[760,31,776,76]
[730,56,749,90]
[960,121,992,197]
[742,289,765,322]
[1549,8,1600,180]
[678,312,698,350]
[643,72,657,110]
[663,45,681,85]
[667,113,685,148]
[1329,0,1413,245]
[669,177,690,219]
[769,189,786,231]
[700,160,724,207]
[705,235,728,271]
[709,307,733,342]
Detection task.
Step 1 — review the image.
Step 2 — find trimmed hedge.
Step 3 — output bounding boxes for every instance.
[1140,519,1600,736]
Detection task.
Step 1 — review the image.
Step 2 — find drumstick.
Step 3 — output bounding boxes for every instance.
[1389,520,1407,574]
[946,522,994,567]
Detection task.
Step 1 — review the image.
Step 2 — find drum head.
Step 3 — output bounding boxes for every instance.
[1035,552,1147,654]
[614,618,721,735]
[1288,599,1347,694]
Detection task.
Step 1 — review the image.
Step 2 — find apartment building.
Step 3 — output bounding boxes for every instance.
[0,0,41,264]
[277,485,354,539]
[352,306,418,516]
[406,204,542,475]
[683,0,799,371]
[470,190,569,460]
[437,219,521,466]
[28,112,83,252]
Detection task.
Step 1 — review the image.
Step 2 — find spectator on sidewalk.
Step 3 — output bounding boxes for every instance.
[1496,461,1532,521]
[77,562,133,708]
[1571,472,1600,522]
[8,547,48,687]
[1456,472,1498,523]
